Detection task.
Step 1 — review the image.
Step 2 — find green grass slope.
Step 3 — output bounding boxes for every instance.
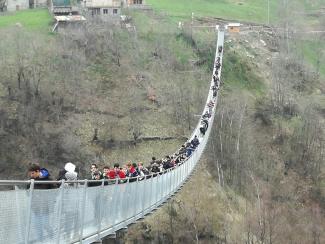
[146,0,278,23]
[0,9,52,32]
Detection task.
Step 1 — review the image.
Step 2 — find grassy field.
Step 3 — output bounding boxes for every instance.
[146,0,324,25]
[0,9,52,32]
[146,0,279,24]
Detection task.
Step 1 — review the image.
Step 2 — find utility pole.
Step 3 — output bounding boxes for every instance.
[191,12,194,39]
[267,0,270,25]
[284,0,289,53]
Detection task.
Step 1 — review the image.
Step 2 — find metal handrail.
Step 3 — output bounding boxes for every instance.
[0,165,187,187]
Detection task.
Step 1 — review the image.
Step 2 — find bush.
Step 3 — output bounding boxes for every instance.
[254,97,273,126]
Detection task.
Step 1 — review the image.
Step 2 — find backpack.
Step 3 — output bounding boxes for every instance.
[40,168,50,179]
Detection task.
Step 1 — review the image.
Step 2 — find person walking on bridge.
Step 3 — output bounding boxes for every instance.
[28,164,53,189]
[27,164,54,241]
[90,163,101,180]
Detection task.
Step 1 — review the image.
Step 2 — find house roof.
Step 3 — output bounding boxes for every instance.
[228,23,241,27]
[54,15,86,22]
[53,0,71,6]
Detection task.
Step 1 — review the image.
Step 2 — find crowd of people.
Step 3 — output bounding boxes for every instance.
[27,44,224,189]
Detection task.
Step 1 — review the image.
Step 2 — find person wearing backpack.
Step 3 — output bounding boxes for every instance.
[191,135,200,148]
[128,163,139,182]
[28,164,53,189]
[27,164,54,239]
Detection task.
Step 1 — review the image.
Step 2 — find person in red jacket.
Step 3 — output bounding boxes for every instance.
[127,163,139,182]
[116,168,126,181]
[107,163,126,183]
[107,168,116,180]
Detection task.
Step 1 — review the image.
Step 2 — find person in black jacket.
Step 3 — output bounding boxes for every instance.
[88,171,103,187]
[27,164,54,239]
[178,144,186,156]
[218,45,223,53]
[28,164,53,190]
[191,135,200,148]
[151,163,160,175]
[200,119,209,136]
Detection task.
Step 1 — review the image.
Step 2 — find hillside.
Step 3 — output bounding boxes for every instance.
[0,9,52,32]
[123,13,325,242]
[0,10,211,178]
[125,2,325,243]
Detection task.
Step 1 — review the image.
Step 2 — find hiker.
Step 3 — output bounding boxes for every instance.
[162,156,173,170]
[191,135,200,148]
[185,142,195,157]
[200,119,209,135]
[202,111,211,119]
[117,166,127,183]
[88,170,103,187]
[207,100,215,108]
[178,144,187,156]
[151,162,160,174]
[128,162,139,182]
[90,163,101,180]
[215,61,221,70]
[202,118,209,128]
[88,170,103,221]
[207,100,215,113]
[62,162,78,187]
[57,168,67,181]
[107,163,126,183]
[212,85,218,97]
[103,166,110,179]
[27,164,54,239]
[57,162,77,180]
[150,157,157,165]
[213,75,219,83]
[138,162,149,176]
[102,166,112,185]
[200,125,206,135]
[89,163,102,187]
[107,164,117,180]
[218,45,223,53]
[28,164,53,189]
[129,163,139,177]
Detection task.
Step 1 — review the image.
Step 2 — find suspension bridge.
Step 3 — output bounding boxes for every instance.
[0,28,225,244]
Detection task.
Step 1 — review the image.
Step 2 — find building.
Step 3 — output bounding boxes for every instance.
[31,0,48,8]
[84,0,122,17]
[227,23,241,33]
[2,0,29,11]
[126,0,144,4]
[53,14,86,31]
[50,0,80,15]
[0,0,48,11]
[50,0,85,31]
[123,0,150,10]
[0,0,6,11]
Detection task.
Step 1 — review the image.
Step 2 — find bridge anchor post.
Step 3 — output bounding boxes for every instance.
[100,229,126,244]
